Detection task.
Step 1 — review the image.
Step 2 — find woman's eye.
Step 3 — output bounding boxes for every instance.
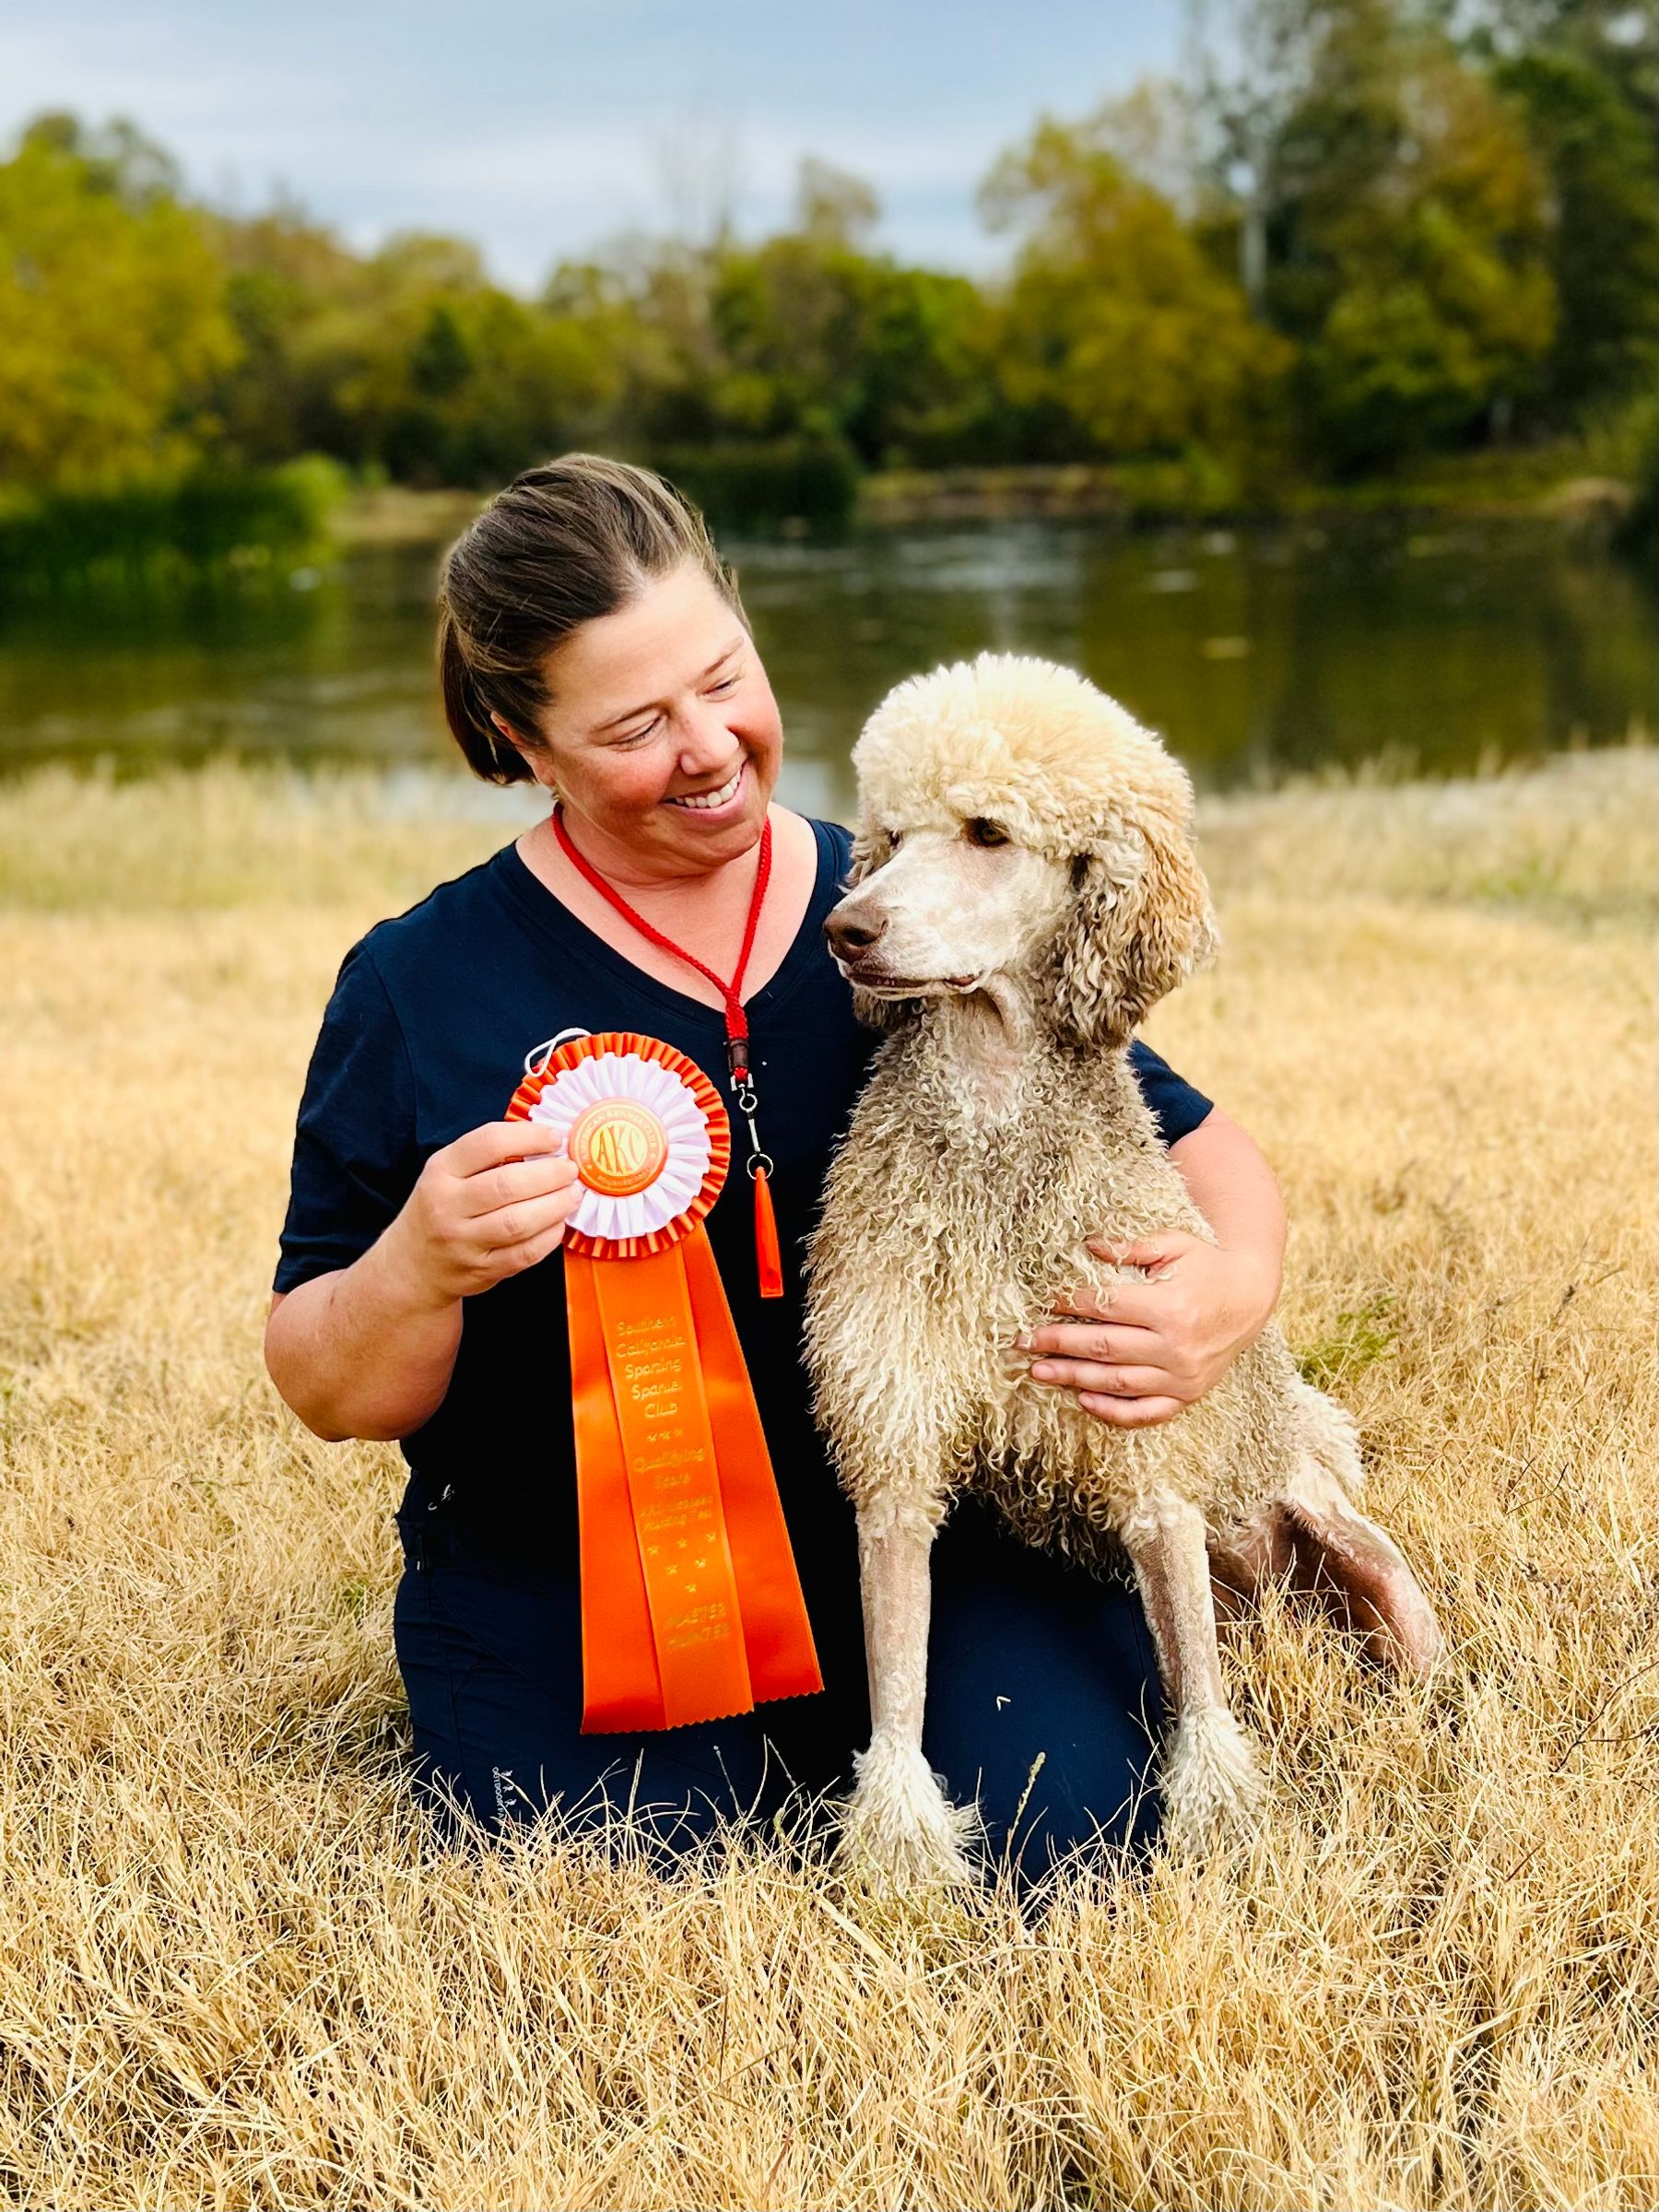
[616,722,659,747]
[963,818,1011,848]
[708,671,742,696]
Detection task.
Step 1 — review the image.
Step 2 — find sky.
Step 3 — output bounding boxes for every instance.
[0,0,1182,291]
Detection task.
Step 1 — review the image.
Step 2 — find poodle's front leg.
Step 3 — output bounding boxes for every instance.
[837,1496,980,1888]
[1122,1489,1265,1853]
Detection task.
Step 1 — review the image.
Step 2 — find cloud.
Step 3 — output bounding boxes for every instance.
[1,0,1174,285]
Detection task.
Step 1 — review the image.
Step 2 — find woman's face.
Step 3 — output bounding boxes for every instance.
[495,563,783,879]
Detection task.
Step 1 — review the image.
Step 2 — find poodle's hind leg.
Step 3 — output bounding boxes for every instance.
[837,1495,982,1889]
[1284,1458,1445,1678]
[1123,1489,1266,1854]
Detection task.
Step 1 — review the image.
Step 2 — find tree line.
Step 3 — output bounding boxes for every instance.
[1,0,1653,523]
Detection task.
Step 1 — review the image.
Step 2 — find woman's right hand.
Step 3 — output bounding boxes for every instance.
[383,1119,583,1306]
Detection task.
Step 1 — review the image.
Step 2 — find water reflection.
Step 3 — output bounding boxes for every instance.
[0,516,1649,814]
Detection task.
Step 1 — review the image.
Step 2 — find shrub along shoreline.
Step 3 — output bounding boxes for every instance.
[0,439,1641,601]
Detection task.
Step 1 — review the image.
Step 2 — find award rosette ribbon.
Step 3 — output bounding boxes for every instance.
[506,1032,823,1733]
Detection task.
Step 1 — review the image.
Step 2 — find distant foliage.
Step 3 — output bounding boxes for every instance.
[0,457,343,595]
[1285,46,1558,469]
[653,440,862,530]
[1495,45,1659,418]
[0,2,1652,521]
[0,115,240,488]
[981,118,1292,477]
[1186,0,1655,470]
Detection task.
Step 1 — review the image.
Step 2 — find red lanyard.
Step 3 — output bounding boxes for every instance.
[551,805,784,1299]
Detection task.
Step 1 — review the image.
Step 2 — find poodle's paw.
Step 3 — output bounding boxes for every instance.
[836,1735,982,1889]
[1159,1706,1266,1856]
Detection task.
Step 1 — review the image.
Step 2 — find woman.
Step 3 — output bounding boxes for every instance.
[265,454,1286,1887]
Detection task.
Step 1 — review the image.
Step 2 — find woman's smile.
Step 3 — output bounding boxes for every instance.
[662,759,747,818]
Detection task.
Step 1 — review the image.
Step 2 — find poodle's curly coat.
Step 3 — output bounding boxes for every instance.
[804,653,1443,1880]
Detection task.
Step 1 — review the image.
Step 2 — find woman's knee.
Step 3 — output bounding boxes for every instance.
[392,1559,815,1858]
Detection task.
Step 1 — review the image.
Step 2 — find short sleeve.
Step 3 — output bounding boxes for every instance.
[274,941,421,1293]
[1126,1040,1213,1147]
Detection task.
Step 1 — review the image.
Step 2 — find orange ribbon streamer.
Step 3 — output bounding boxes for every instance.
[566,1228,822,1731]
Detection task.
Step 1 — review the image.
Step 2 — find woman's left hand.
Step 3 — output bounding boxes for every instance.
[1016,1231,1279,1428]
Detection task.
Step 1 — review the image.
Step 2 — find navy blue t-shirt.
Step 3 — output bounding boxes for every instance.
[274,819,1213,1618]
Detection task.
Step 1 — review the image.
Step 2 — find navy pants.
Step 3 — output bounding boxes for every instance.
[393,1491,1166,1891]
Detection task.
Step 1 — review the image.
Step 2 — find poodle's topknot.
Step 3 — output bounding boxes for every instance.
[851,651,1196,859]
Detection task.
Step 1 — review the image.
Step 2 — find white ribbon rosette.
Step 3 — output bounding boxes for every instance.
[506,1031,730,1261]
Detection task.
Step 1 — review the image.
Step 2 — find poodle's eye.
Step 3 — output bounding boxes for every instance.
[962,818,1011,849]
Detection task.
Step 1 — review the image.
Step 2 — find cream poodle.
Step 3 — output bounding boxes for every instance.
[804,652,1443,1884]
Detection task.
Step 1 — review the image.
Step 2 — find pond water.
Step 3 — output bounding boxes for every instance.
[1,513,1650,818]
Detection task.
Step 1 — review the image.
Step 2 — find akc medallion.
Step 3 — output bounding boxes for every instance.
[507,1032,822,1733]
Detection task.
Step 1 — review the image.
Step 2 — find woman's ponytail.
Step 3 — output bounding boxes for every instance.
[436,606,529,784]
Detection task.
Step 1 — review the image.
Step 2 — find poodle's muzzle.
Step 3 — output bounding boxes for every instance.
[824,827,1074,999]
[822,907,980,996]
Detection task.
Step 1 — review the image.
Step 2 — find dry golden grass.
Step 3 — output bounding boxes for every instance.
[0,746,1653,2210]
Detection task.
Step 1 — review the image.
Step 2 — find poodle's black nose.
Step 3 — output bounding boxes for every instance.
[824,910,888,959]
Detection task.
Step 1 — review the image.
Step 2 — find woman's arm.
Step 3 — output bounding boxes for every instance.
[266,1246,465,1443]
[1165,1106,1287,1319]
[1017,1107,1287,1429]
[265,1118,581,1441]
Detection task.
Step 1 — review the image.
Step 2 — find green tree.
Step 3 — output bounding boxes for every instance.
[1187,6,1559,470]
[1453,4,1659,430]
[685,159,995,466]
[216,217,626,485]
[978,112,1290,464]
[543,245,723,453]
[847,263,997,466]
[1497,47,1656,420]
[0,113,240,489]
[1289,43,1557,465]
[211,203,364,462]
[1184,3,1658,465]
[346,240,627,486]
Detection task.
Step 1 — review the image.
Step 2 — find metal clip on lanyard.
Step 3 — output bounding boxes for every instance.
[725,1034,773,1189]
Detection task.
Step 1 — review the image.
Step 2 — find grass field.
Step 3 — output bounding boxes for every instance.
[1,747,1653,2210]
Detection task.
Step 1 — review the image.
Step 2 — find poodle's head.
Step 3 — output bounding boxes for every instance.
[826,653,1217,1047]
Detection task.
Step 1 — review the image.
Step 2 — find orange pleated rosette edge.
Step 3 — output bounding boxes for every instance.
[507,1033,822,1733]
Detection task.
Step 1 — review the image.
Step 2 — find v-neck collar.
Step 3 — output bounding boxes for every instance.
[489,816,843,1032]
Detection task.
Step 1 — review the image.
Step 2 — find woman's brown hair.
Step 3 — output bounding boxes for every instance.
[436,453,747,784]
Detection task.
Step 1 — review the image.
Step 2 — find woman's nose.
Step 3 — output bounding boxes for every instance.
[677,703,738,772]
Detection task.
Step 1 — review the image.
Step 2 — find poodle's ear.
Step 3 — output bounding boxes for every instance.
[1046,814,1218,1048]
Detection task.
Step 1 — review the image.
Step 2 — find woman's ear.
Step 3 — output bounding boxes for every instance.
[1046,819,1218,1048]
[491,710,559,792]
